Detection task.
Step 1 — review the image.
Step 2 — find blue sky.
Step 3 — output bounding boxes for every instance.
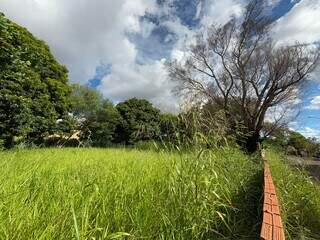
[0,0,320,139]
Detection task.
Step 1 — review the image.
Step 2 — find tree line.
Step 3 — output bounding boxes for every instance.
[1,0,320,152]
[64,85,180,147]
[0,11,229,149]
[267,127,320,158]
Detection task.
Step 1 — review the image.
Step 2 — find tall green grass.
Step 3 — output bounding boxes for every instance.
[0,148,262,239]
[266,148,320,240]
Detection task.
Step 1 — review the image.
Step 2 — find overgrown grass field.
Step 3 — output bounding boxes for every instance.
[0,147,262,239]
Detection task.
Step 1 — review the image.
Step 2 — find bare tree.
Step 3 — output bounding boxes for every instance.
[167,0,320,152]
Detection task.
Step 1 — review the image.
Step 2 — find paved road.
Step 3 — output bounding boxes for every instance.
[287,156,320,181]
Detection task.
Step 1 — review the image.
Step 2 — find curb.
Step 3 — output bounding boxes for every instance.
[260,150,285,240]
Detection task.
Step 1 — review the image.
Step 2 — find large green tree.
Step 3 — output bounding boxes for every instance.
[0,13,71,148]
[70,84,103,119]
[70,84,122,146]
[80,100,122,147]
[115,98,161,144]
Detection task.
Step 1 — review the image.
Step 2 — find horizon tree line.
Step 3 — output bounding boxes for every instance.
[1,1,320,152]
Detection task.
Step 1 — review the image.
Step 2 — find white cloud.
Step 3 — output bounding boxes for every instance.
[3,0,317,113]
[0,0,157,84]
[0,0,181,111]
[265,96,302,124]
[306,96,320,109]
[0,0,250,112]
[140,20,157,39]
[201,0,244,26]
[272,0,320,45]
[265,104,299,124]
[288,121,299,130]
[167,0,246,65]
[268,0,282,6]
[195,1,203,20]
[98,59,179,112]
[289,122,320,140]
[297,127,320,139]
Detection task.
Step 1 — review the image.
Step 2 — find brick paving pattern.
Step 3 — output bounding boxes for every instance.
[260,152,285,240]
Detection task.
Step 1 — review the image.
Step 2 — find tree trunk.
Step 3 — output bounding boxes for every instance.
[4,135,14,149]
[245,132,260,153]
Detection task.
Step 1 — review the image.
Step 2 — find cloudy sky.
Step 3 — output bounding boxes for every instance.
[0,0,320,138]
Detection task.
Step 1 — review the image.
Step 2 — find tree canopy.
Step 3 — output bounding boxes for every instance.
[115,98,161,144]
[287,131,319,157]
[69,86,164,146]
[70,84,104,119]
[70,86,122,147]
[0,13,71,148]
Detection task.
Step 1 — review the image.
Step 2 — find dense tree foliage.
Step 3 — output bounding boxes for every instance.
[287,132,319,157]
[69,85,120,146]
[80,100,122,147]
[70,84,104,119]
[62,85,179,147]
[69,86,168,146]
[267,127,320,157]
[159,113,179,141]
[0,13,71,148]
[115,98,161,144]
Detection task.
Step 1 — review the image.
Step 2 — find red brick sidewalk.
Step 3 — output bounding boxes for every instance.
[260,152,285,240]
